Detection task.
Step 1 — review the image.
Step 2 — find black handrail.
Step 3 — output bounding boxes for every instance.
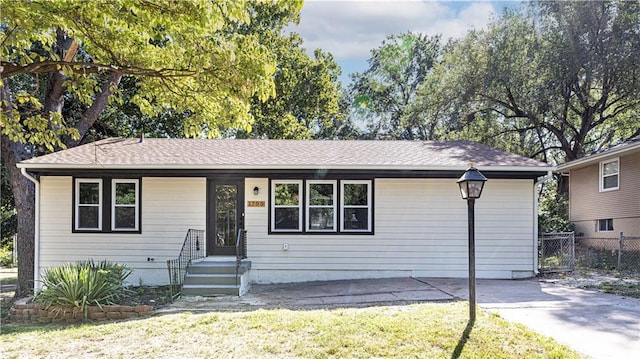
[167,229,205,299]
[235,228,247,286]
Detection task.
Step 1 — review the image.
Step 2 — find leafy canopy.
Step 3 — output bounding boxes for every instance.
[349,32,441,140]
[1,0,303,149]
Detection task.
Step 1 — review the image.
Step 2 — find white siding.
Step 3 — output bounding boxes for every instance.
[38,176,535,286]
[39,176,206,285]
[245,178,535,283]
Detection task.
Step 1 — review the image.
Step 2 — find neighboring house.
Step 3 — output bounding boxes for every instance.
[18,138,552,294]
[556,136,640,239]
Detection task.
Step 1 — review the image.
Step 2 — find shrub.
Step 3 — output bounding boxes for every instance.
[0,243,14,267]
[34,260,132,318]
[538,184,573,233]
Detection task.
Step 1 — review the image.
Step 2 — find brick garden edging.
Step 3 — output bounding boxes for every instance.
[8,298,154,324]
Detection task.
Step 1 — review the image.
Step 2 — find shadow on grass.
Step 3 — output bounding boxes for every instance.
[451,318,475,359]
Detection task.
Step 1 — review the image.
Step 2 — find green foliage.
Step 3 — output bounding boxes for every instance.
[427,1,640,166]
[349,32,441,140]
[234,2,342,140]
[1,0,304,149]
[34,260,132,317]
[0,243,14,267]
[538,180,573,233]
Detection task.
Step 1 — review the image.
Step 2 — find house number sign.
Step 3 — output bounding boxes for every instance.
[247,201,266,207]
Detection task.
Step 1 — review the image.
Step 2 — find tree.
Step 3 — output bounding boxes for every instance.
[1,0,302,296]
[427,1,640,193]
[349,32,441,140]
[230,2,342,140]
[244,45,342,139]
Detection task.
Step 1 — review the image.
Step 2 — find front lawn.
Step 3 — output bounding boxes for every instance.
[1,302,583,358]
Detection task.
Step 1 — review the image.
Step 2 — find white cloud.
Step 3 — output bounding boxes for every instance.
[289,0,499,60]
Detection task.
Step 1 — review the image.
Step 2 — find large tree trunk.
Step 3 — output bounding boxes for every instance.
[1,136,35,298]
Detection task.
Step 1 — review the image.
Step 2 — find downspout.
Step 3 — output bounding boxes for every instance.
[20,168,41,293]
[533,170,554,275]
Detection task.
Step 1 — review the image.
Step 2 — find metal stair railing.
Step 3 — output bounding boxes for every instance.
[167,229,205,299]
[235,228,247,286]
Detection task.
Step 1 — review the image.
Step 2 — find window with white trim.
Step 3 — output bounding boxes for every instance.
[341,180,372,232]
[271,180,303,232]
[75,179,103,231]
[597,219,613,232]
[306,181,337,232]
[112,179,139,231]
[600,158,619,191]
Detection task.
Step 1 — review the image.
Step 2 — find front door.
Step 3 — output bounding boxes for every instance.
[208,180,244,256]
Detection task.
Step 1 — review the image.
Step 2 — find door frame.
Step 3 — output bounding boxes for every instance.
[206,178,245,256]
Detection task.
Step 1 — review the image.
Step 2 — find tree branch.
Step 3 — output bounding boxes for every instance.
[0,60,199,79]
[66,72,123,147]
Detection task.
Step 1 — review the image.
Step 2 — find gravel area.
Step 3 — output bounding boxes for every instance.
[538,268,640,288]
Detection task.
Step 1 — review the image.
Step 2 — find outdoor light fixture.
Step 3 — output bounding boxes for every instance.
[253,186,260,195]
[457,166,487,322]
[457,166,487,200]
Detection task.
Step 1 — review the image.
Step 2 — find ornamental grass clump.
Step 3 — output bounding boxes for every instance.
[35,260,132,318]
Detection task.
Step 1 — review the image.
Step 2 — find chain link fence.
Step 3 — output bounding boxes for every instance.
[575,233,640,272]
[539,232,575,272]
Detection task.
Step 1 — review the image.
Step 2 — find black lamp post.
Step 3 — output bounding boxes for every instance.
[457,166,487,321]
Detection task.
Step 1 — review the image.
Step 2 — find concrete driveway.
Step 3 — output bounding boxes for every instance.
[426,278,640,359]
[163,277,640,359]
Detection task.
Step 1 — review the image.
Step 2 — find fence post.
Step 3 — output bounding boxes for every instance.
[618,231,623,269]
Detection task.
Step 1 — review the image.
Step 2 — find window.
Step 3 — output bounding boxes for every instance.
[73,177,141,233]
[75,179,102,231]
[600,158,619,191]
[306,181,337,232]
[112,179,139,231]
[597,219,614,232]
[341,180,372,232]
[271,180,302,232]
[269,179,374,234]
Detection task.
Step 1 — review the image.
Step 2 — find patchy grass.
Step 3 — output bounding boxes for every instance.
[1,302,584,358]
[1,267,17,321]
[0,267,17,285]
[589,281,640,298]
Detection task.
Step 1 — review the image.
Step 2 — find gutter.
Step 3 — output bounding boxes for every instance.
[20,168,41,293]
[532,170,554,275]
[556,143,640,171]
[17,162,554,172]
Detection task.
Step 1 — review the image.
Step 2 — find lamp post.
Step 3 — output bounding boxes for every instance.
[457,166,487,321]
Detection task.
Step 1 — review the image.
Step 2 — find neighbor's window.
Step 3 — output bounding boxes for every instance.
[112,179,139,231]
[306,181,337,232]
[271,180,303,232]
[75,179,103,231]
[600,158,619,191]
[341,180,372,232]
[597,219,613,232]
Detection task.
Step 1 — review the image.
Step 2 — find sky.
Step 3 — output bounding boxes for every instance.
[288,0,524,85]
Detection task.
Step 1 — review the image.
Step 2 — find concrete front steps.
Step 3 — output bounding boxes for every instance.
[182,258,251,297]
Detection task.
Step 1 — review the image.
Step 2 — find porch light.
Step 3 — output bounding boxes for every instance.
[253,186,260,195]
[456,166,487,322]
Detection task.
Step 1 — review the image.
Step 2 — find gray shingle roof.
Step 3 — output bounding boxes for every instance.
[18,138,550,170]
[556,135,640,171]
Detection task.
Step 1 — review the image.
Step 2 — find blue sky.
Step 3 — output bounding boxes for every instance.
[288,0,524,85]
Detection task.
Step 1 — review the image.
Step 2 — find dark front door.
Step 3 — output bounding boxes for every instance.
[208,180,244,256]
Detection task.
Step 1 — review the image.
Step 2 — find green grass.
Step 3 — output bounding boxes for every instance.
[592,281,640,298]
[1,302,584,358]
